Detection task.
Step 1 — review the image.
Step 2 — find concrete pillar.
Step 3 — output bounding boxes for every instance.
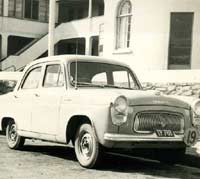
[48,0,56,56]
[85,37,92,55]
[3,0,9,17]
[1,35,8,58]
[55,1,59,24]
[88,0,92,18]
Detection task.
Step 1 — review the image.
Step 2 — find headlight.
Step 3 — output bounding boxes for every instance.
[193,100,200,116]
[110,96,128,126]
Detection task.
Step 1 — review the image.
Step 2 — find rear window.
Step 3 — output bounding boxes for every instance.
[0,80,17,95]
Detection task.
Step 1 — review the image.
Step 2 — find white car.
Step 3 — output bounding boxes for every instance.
[0,55,199,168]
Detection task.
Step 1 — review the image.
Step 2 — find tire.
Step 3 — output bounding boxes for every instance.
[6,120,25,149]
[156,148,186,165]
[74,123,102,168]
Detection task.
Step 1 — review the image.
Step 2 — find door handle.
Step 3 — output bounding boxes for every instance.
[14,95,18,99]
[64,98,72,102]
[34,93,40,97]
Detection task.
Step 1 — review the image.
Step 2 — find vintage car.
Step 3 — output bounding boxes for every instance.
[0,55,199,168]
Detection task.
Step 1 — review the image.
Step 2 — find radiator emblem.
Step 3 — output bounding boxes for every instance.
[159,115,167,128]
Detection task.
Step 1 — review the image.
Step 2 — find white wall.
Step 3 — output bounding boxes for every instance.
[0,17,48,38]
[103,0,200,70]
[135,69,200,83]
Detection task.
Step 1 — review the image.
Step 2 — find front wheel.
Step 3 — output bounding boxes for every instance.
[6,120,25,149]
[74,123,102,168]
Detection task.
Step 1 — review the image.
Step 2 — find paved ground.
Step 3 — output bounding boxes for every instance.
[1,135,200,179]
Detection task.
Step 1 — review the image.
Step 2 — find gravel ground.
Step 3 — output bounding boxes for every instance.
[0,135,200,179]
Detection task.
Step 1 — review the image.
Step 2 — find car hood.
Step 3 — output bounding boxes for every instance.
[70,88,190,109]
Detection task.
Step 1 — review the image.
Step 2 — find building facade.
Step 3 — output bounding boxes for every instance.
[0,0,49,70]
[1,0,200,72]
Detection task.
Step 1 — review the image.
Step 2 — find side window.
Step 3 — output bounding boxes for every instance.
[113,71,138,89]
[113,71,129,88]
[43,64,64,88]
[22,66,42,89]
[128,73,137,89]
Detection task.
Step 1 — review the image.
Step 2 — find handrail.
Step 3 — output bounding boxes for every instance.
[16,65,26,72]
[0,32,48,63]
[15,32,48,56]
[0,34,47,63]
[14,39,39,56]
[0,57,7,63]
[2,65,16,71]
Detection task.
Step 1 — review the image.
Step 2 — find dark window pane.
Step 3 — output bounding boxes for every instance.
[32,0,39,20]
[24,0,32,19]
[24,0,39,20]
[168,13,194,69]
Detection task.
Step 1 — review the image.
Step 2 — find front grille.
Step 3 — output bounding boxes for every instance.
[133,112,184,134]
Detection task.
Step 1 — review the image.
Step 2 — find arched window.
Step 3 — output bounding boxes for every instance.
[116,0,132,49]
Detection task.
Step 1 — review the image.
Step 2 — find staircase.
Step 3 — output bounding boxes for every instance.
[0,16,104,71]
[0,23,65,71]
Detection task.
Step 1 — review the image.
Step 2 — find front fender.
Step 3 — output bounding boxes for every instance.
[57,103,118,145]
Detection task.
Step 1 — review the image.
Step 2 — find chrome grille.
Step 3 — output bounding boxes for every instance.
[134,112,184,133]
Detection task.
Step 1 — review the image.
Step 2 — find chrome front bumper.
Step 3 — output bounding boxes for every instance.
[104,133,184,142]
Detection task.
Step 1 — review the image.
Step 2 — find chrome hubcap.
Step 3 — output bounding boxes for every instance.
[9,124,17,142]
[80,133,93,160]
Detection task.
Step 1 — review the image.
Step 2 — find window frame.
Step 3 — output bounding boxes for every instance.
[116,0,132,50]
[23,0,39,20]
[20,65,43,90]
[68,60,142,90]
[168,12,194,70]
[42,63,65,88]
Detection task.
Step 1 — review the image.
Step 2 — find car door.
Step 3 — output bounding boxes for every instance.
[13,65,43,132]
[31,62,65,137]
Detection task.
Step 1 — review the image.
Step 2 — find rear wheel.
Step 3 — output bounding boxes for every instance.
[156,148,186,164]
[6,120,25,149]
[74,123,102,168]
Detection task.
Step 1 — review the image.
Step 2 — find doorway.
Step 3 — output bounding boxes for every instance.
[168,12,194,69]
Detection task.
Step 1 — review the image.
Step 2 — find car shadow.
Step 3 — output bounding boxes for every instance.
[20,143,200,179]
[21,144,77,161]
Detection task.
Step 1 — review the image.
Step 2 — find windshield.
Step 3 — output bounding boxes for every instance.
[69,61,141,90]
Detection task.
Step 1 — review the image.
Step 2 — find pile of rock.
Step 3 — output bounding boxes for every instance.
[142,82,200,98]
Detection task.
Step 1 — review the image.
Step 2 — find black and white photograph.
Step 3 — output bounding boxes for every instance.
[1,0,200,178]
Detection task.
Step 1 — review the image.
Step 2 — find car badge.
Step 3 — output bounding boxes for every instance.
[159,115,166,128]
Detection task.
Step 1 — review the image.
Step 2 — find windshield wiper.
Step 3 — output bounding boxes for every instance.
[72,81,134,90]
[72,81,105,88]
[103,84,133,90]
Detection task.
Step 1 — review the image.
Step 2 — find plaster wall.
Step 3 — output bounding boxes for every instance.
[103,0,200,70]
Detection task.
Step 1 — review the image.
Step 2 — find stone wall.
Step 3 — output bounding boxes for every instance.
[142,82,200,98]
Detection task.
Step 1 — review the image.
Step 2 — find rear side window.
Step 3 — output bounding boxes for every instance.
[22,66,42,89]
[43,64,64,88]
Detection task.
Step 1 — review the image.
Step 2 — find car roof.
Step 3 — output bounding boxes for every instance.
[25,55,130,69]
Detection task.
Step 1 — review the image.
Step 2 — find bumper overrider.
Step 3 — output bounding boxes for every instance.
[104,127,198,147]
